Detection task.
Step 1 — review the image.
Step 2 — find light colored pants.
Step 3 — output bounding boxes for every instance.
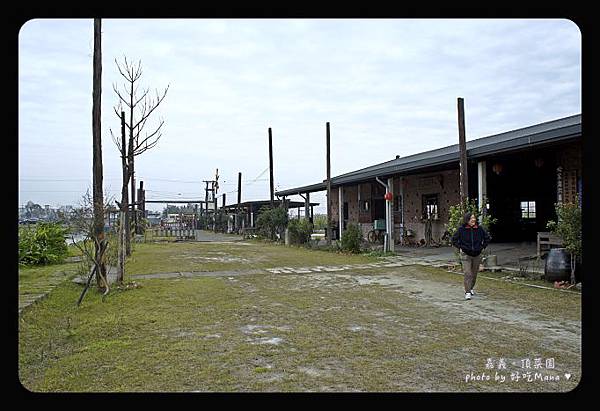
[462,253,482,293]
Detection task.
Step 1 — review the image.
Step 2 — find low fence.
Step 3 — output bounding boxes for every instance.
[146,228,197,241]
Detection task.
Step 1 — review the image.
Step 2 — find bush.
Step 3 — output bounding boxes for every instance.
[341,223,363,253]
[287,218,313,245]
[547,200,581,283]
[19,222,70,265]
[256,206,289,241]
[446,197,497,242]
[312,214,328,231]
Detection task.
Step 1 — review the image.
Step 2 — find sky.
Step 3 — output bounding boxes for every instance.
[18,18,581,214]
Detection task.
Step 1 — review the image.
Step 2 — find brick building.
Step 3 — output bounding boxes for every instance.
[275,114,582,247]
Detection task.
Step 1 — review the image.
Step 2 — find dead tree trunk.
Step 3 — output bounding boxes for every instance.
[117,110,128,283]
[129,76,136,239]
[126,120,134,257]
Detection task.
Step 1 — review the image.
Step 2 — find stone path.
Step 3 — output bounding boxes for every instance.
[129,255,458,280]
[19,265,119,316]
[19,271,69,314]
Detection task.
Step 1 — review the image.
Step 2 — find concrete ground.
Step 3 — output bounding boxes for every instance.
[393,242,540,270]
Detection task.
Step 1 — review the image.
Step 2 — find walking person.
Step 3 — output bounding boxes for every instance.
[451,212,491,300]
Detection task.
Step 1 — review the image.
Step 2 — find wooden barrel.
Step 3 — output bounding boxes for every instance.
[544,248,571,282]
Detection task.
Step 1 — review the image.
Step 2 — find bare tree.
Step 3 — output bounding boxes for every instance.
[92,18,106,288]
[110,56,168,280]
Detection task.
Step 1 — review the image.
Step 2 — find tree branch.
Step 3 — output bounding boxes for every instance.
[131,85,169,131]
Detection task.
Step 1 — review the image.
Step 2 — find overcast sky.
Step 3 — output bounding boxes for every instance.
[18,18,581,213]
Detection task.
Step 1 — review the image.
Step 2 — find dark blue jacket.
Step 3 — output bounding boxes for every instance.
[451,224,491,257]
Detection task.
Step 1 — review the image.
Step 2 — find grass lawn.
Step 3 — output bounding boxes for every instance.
[19,240,582,392]
[124,239,379,278]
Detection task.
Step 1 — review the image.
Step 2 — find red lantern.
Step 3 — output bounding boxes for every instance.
[384,192,393,201]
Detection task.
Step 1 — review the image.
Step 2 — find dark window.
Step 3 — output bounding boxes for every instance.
[343,202,349,220]
[422,194,439,220]
[361,200,370,213]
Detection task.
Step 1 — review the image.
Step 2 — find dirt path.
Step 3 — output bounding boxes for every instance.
[130,263,580,351]
[328,272,581,350]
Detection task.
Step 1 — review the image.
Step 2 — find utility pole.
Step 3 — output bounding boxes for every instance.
[91,18,107,287]
[204,180,210,216]
[457,97,469,205]
[269,127,274,207]
[326,122,332,245]
[203,179,217,231]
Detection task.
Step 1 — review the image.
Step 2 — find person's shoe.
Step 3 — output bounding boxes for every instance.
[465,292,472,300]
[470,289,476,296]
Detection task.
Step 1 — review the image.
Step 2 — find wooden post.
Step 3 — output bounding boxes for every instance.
[222,193,226,209]
[269,127,274,207]
[237,172,242,231]
[305,192,310,222]
[457,97,469,204]
[204,181,209,230]
[326,122,332,245]
[213,183,217,233]
[387,176,394,252]
[338,186,343,240]
[136,180,145,233]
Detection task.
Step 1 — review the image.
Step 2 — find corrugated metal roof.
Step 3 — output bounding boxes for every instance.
[275,113,581,196]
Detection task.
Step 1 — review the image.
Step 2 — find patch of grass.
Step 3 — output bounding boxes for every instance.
[19,242,581,392]
[125,240,379,277]
[19,262,79,299]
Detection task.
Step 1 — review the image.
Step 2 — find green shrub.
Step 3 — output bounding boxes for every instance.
[287,218,313,245]
[256,206,289,241]
[341,223,363,254]
[546,201,581,259]
[546,200,581,284]
[19,222,70,265]
[446,197,497,242]
[312,214,328,231]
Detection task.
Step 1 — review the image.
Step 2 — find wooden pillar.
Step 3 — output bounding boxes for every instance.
[269,128,274,207]
[338,186,343,240]
[326,122,332,245]
[387,176,394,252]
[236,172,242,230]
[305,192,310,222]
[457,97,469,204]
[477,161,487,222]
